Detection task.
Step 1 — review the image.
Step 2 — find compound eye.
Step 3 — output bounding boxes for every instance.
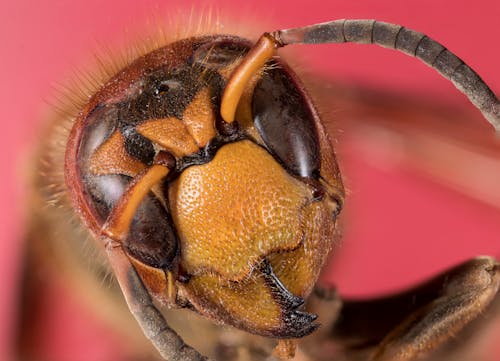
[252,64,321,179]
[76,105,178,270]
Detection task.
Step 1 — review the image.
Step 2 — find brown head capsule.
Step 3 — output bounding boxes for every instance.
[64,34,344,343]
[61,18,499,361]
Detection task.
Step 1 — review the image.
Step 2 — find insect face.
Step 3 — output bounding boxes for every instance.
[65,34,344,338]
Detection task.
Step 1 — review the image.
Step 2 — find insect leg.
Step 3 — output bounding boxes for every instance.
[104,238,210,361]
[322,257,499,361]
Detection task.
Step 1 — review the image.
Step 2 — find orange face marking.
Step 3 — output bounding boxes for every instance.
[137,117,199,158]
[182,87,217,147]
[169,140,313,280]
[89,131,146,177]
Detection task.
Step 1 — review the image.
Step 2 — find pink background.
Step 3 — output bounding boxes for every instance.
[1,0,499,360]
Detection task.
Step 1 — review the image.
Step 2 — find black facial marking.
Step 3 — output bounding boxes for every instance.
[281,311,319,338]
[261,260,304,310]
[252,63,321,179]
[116,61,226,131]
[122,126,155,165]
[117,66,205,124]
[172,132,244,176]
[259,260,319,338]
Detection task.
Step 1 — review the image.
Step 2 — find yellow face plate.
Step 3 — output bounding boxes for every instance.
[169,140,313,280]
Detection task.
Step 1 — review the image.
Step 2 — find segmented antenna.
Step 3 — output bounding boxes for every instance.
[222,19,500,131]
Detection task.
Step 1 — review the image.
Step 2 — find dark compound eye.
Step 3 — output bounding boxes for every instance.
[82,174,178,270]
[124,192,178,270]
[75,104,179,271]
[252,64,321,179]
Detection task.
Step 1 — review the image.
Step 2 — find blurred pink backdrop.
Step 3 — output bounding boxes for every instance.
[1,1,499,360]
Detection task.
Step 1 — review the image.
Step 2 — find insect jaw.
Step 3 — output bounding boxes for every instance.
[260,260,320,338]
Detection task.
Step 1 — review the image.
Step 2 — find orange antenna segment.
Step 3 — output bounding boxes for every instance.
[221,33,279,123]
[103,164,170,241]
